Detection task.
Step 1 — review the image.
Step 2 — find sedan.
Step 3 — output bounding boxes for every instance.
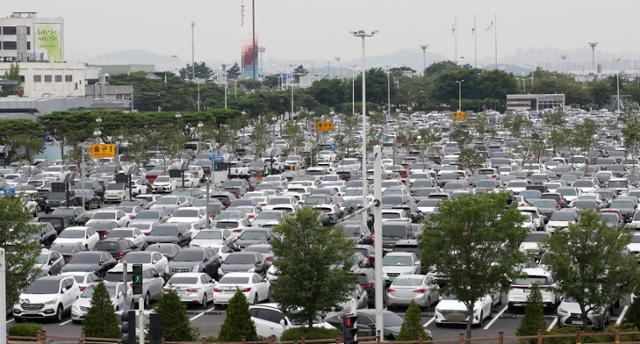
[382,252,421,284]
[107,227,146,249]
[53,226,99,250]
[35,249,65,276]
[60,251,117,277]
[219,252,269,277]
[189,229,235,248]
[71,282,130,323]
[213,272,270,306]
[234,229,271,250]
[94,239,138,261]
[152,176,177,193]
[164,273,216,306]
[434,293,499,327]
[387,274,440,309]
[167,247,220,279]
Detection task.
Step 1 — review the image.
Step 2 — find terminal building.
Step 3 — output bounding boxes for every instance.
[0,12,64,63]
[506,94,565,112]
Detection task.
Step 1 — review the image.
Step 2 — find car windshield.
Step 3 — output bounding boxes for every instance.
[70,254,99,264]
[173,209,199,217]
[123,252,151,264]
[104,272,132,282]
[109,230,132,239]
[168,277,199,284]
[24,279,60,294]
[512,276,551,285]
[136,211,160,219]
[150,226,178,236]
[147,245,176,256]
[82,285,118,298]
[631,235,640,243]
[239,231,267,240]
[256,212,281,220]
[383,255,412,266]
[156,176,170,183]
[550,211,577,221]
[156,198,177,205]
[93,212,115,220]
[611,200,634,209]
[52,208,74,216]
[219,276,250,284]
[532,200,557,208]
[36,253,49,264]
[558,188,577,197]
[215,221,239,229]
[523,233,549,243]
[392,277,424,286]
[173,250,204,262]
[195,231,223,239]
[382,312,404,326]
[268,198,290,205]
[59,230,85,238]
[225,254,255,264]
[382,225,407,239]
[106,184,123,191]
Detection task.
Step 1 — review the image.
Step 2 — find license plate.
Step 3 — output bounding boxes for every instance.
[571,320,583,325]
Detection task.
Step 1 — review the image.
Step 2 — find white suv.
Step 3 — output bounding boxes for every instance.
[14,275,80,322]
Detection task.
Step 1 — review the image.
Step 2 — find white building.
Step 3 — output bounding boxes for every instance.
[0,12,64,63]
[0,62,85,97]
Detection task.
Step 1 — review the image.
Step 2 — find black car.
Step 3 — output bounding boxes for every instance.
[219,251,268,276]
[74,180,104,199]
[351,268,376,307]
[341,221,372,245]
[51,206,92,226]
[60,251,116,277]
[37,214,75,233]
[381,221,414,251]
[145,223,191,246]
[73,190,103,210]
[167,247,220,279]
[50,243,85,263]
[46,191,77,208]
[324,309,424,340]
[31,222,58,248]
[233,229,271,250]
[95,238,138,260]
[145,243,181,261]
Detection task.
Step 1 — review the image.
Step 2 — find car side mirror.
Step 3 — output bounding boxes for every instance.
[280,319,287,327]
[60,289,65,294]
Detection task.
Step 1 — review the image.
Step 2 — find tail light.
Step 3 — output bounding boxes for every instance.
[387,288,395,293]
[266,256,273,262]
[118,252,126,260]
[214,287,222,292]
[163,287,171,292]
[361,282,372,289]
[79,286,87,292]
[533,214,539,219]
[129,215,135,218]
[233,228,243,233]
[242,287,252,292]
[236,194,241,199]
[186,288,198,292]
[414,288,427,293]
[144,232,150,236]
[367,256,373,264]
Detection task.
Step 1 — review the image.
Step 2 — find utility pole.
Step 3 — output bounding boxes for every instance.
[588,42,598,73]
[372,145,383,342]
[252,0,257,80]
[352,65,357,116]
[122,261,128,312]
[473,14,478,69]
[419,44,428,75]
[335,57,341,79]
[456,80,464,111]
[615,58,622,113]
[0,248,6,344]
[222,64,228,109]
[259,47,266,78]
[191,22,195,80]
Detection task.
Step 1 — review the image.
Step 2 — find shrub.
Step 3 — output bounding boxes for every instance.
[83,281,121,338]
[397,300,428,341]
[516,284,546,341]
[281,327,340,341]
[217,290,257,342]
[155,289,198,341]
[8,323,42,337]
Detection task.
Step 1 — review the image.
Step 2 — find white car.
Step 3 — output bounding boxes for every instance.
[60,271,100,292]
[627,233,640,259]
[557,297,610,329]
[166,207,207,230]
[87,210,130,228]
[108,227,146,249]
[164,273,216,306]
[434,293,499,326]
[120,251,169,277]
[71,282,130,322]
[250,303,335,339]
[214,272,270,306]
[380,209,412,223]
[152,176,177,193]
[13,275,80,322]
[518,206,544,231]
[189,229,234,248]
[104,182,128,203]
[386,274,440,308]
[382,252,422,283]
[53,226,100,250]
[507,268,559,308]
[545,210,578,232]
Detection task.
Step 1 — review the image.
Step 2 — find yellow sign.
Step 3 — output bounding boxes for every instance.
[316,121,334,132]
[452,111,467,121]
[87,144,116,158]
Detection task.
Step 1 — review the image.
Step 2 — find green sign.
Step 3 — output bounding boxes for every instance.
[34,24,62,62]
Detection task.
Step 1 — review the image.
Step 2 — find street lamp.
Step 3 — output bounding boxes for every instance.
[456,80,464,111]
[419,44,429,75]
[588,42,598,73]
[221,64,228,109]
[197,121,204,154]
[351,65,358,116]
[288,64,296,119]
[384,66,392,121]
[614,58,622,113]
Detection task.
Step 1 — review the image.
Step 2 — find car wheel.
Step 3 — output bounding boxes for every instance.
[478,311,484,327]
[56,304,64,322]
[202,294,208,307]
[253,294,259,305]
[14,316,23,323]
[144,293,150,308]
[72,319,81,324]
[85,244,89,250]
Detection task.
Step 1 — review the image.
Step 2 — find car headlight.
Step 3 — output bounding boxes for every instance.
[165,266,170,274]
[192,265,200,272]
[218,268,224,275]
[557,308,569,316]
[247,267,255,272]
[44,299,57,305]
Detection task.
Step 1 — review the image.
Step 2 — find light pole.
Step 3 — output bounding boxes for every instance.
[335,57,341,79]
[384,66,391,121]
[588,42,598,73]
[419,44,429,75]
[614,58,622,113]
[351,65,358,116]
[259,47,266,78]
[456,80,464,111]
[221,64,228,109]
[351,27,379,340]
[191,22,196,81]
[288,64,296,119]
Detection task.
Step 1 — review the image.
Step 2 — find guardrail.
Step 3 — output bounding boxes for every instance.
[8,329,640,344]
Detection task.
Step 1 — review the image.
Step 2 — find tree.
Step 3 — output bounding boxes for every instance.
[0,120,45,164]
[449,123,472,149]
[412,127,441,170]
[620,113,640,171]
[283,121,304,155]
[516,284,547,340]
[397,301,428,341]
[83,281,121,338]
[271,207,354,328]
[227,63,241,80]
[543,112,567,155]
[251,120,270,157]
[155,289,198,341]
[179,62,214,80]
[541,210,639,328]
[421,192,527,339]
[457,147,485,174]
[217,290,258,342]
[0,198,39,307]
[572,118,598,173]
[1,63,22,96]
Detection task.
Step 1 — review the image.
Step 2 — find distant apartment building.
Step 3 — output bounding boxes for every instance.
[0,12,64,63]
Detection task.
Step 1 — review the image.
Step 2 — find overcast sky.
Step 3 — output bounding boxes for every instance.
[10,0,640,64]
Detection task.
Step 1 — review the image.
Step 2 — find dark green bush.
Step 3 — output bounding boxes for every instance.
[280,327,340,341]
[8,323,42,337]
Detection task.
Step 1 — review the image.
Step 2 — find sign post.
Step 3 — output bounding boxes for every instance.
[87,144,117,159]
[316,121,334,133]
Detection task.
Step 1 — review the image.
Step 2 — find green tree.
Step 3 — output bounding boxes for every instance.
[412,127,441,170]
[227,63,241,80]
[449,123,472,149]
[543,112,566,154]
[179,62,214,80]
[620,113,640,171]
[0,198,39,307]
[0,120,45,164]
[397,301,428,341]
[83,281,121,338]
[1,63,22,96]
[516,284,547,340]
[457,147,485,174]
[155,289,198,341]
[421,192,527,339]
[217,290,258,342]
[271,207,354,328]
[283,121,304,155]
[572,118,598,173]
[541,210,639,328]
[251,120,270,158]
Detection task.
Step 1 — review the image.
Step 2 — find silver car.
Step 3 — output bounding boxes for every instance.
[71,282,131,323]
[386,274,440,308]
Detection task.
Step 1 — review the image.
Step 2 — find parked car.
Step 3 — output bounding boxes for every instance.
[213,272,270,306]
[71,282,130,323]
[167,247,221,280]
[60,251,117,277]
[164,273,216,306]
[250,303,335,339]
[386,274,440,309]
[35,249,65,276]
[13,275,80,322]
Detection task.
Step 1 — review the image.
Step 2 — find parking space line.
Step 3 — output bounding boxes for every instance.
[546,317,558,331]
[423,316,436,328]
[205,306,216,313]
[6,319,14,324]
[483,305,508,330]
[59,319,73,326]
[615,305,629,327]
[190,312,206,322]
